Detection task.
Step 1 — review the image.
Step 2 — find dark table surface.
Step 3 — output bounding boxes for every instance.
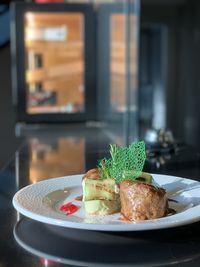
[1,124,200,267]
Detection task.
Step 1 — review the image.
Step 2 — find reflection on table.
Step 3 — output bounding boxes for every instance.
[29,137,85,183]
[14,217,200,267]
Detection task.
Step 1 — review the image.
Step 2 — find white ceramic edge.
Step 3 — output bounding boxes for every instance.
[12,174,200,231]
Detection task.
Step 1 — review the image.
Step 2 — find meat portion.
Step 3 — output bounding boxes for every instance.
[120,181,168,221]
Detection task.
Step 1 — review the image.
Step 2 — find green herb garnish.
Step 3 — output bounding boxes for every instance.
[98,158,110,180]
[98,141,146,183]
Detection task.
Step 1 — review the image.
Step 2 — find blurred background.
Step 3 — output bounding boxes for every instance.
[0,0,200,174]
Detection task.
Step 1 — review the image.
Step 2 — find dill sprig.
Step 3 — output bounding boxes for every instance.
[98,158,111,180]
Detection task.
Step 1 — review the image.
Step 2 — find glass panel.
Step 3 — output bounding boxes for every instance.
[128,5,140,143]
[97,0,140,146]
[24,12,85,114]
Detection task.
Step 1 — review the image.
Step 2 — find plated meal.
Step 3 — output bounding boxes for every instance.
[60,141,172,221]
[13,140,200,231]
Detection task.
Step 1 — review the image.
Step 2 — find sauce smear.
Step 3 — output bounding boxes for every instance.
[60,202,78,215]
[75,195,83,201]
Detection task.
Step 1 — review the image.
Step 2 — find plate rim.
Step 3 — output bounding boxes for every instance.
[12,173,200,231]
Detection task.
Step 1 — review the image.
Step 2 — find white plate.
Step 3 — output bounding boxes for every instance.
[12,174,200,231]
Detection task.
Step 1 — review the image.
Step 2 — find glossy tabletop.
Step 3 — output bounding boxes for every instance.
[1,124,200,267]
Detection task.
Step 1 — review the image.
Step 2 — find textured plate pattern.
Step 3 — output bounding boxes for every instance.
[13,174,200,231]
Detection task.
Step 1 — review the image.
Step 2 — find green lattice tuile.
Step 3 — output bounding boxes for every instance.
[98,141,146,183]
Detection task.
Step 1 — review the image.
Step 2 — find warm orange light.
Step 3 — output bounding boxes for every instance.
[25,12,36,27]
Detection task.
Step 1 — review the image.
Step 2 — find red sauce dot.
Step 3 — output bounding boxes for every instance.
[59,202,78,215]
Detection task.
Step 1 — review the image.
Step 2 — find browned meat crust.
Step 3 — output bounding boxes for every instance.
[120,181,168,221]
[82,168,100,180]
